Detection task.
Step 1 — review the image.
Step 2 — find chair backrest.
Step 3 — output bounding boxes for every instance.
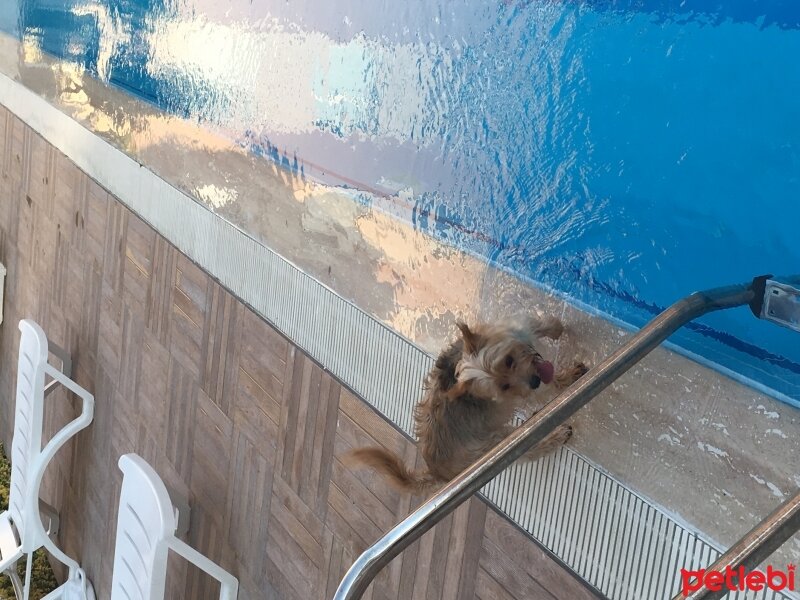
[9,320,49,542]
[111,454,175,600]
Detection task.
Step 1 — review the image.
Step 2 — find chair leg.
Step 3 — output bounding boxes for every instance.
[39,499,60,536]
[165,485,191,538]
[44,341,73,397]
[6,568,23,600]
[39,567,97,600]
[23,552,32,600]
[47,341,72,379]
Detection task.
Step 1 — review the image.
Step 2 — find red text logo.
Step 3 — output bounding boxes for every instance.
[681,565,796,595]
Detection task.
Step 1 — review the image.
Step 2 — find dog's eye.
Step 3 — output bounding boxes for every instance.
[500,383,511,391]
[504,355,514,368]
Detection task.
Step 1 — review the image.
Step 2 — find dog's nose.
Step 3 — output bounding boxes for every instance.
[528,375,541,389]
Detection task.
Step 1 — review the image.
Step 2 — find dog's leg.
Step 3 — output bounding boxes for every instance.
[554,361,589,390]
[523,424,573,461]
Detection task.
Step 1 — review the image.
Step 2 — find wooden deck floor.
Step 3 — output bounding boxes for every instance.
[0,104,598,599]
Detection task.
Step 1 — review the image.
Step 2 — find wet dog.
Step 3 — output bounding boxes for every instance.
[346,315,587,494]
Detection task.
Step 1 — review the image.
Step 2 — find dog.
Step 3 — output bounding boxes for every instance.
[346,314,588,494]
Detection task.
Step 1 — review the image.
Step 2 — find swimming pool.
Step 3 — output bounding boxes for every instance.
[2,0,798,402]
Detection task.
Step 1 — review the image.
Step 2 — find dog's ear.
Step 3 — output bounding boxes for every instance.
[456,321,480,354]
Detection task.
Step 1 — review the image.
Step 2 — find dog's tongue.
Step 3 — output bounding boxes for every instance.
[535,360,555,384]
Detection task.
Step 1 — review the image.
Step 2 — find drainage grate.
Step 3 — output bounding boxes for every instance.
[0,75,795,600]
[482,449,793,600]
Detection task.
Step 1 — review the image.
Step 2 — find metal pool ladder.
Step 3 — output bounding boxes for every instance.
[333,274,800,600]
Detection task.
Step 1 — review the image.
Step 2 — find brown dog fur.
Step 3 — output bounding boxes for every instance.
[346,315,587,494]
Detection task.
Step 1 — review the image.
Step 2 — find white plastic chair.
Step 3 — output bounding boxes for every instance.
[111,454,239,600]
[0,319,96,600]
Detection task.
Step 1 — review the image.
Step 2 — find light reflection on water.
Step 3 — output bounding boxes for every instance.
[1,0,799,400]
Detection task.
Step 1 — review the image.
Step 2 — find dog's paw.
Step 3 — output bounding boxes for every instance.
[572,361,589,378]
[553,423,573,444]
[524,423,574,462]
[537,316,564,340]
[554,361,589,389]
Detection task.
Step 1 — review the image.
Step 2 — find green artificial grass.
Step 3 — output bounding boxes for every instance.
[0,444,58,600]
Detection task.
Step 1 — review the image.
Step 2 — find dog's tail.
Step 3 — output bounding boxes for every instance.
[345,447,441,495]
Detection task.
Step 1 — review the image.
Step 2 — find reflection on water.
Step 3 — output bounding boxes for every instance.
[1,0,799,401]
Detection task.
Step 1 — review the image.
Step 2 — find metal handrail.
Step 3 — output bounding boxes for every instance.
[334,279,765,600]
[671,489,800,600]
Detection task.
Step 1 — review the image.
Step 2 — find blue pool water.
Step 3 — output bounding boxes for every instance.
[2,0,799,403]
